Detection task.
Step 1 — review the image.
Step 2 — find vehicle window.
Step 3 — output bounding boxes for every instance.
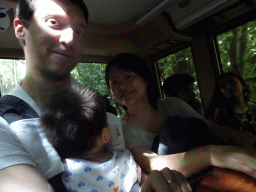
[0,60,123,115]
[216,19,256,102]
[157,47,203,115]
[0,59,26,96]
[71,63,107,95]
[71,63,124,116]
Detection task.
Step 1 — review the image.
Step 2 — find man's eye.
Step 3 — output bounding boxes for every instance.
[47,19,60,26]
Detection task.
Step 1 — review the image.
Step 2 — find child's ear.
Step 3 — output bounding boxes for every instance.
[101,124,111,144]
[13,17,26,45]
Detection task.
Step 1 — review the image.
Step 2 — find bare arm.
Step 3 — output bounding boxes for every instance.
[0,164,54,192]
[204,118,256,152]
[131,146,210,177]
[131,145,256,178]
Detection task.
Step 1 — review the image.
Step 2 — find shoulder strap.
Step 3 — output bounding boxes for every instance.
[0,95,68,191]
[0,95,39,124]
[48,174,68,192]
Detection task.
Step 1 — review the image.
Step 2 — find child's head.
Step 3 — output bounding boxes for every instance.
[41,86,108,159]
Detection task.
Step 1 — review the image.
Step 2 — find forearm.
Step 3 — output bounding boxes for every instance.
[131,145,212,178]
[143,145,256,179]
[205,119,255,147]
[0,164,55,192]
[150,146,212,177]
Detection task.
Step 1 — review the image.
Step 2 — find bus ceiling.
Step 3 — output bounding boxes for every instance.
[1,0,256,61]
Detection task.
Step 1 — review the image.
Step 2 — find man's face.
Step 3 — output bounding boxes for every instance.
[178,84,196,103]
[24,0,86,79]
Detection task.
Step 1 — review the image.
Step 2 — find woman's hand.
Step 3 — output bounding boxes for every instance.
[140,168,192,192]
[209,145,256,178]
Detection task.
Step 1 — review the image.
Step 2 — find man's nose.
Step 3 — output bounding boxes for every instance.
[59,27,74,46]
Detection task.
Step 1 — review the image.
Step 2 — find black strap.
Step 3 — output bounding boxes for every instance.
[0,95,68,191]
[48,174,68,192]
[0,95,39,124]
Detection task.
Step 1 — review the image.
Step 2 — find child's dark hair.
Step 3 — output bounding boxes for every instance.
[40,86,107,159]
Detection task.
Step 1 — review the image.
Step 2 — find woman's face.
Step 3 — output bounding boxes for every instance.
[219,76,244,99]
[108,65,148,108]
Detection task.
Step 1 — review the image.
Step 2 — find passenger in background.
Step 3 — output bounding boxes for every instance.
[163,74,203,114]
[105,53,256,181]
[206,72,256,134]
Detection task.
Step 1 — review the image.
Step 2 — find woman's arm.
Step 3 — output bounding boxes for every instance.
[0,164,55,192]
[204,118,256,152]
[131,145,256,178]
[131,146,210,177]
[165,97,256,151]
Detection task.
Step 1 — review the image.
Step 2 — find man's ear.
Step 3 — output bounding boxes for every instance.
[13,17,26,43]
[100,124,111,144]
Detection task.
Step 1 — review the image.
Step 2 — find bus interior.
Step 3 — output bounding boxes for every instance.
[1,0,256,191]
[1,0,256,111]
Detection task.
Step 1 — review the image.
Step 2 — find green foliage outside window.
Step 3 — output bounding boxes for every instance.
[71,63,124,116]
[217,19,256,102]
[0,59,25,96]
[1,19,256,115]
[71,63,107,95]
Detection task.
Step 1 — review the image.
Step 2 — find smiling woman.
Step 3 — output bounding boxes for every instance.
[104,53,256,192]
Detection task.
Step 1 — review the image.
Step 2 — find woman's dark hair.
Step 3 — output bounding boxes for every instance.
[105,53,159,110]
[205,72,250,118]
[17,0,89,24]
[40,86,106,159]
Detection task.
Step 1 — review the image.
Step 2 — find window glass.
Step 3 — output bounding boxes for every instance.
[71,63,107,95]
[0,59,26,96]
[217,19,256,102]
[0,60,122,115]
[71,63,123,116]
[157,47,203,115]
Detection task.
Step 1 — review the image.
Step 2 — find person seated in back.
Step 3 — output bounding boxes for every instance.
[206,72,256,134]
[163,74,203,114]
[40,86,141,192]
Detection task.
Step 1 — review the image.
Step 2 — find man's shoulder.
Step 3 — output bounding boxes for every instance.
[0,95,39,124]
